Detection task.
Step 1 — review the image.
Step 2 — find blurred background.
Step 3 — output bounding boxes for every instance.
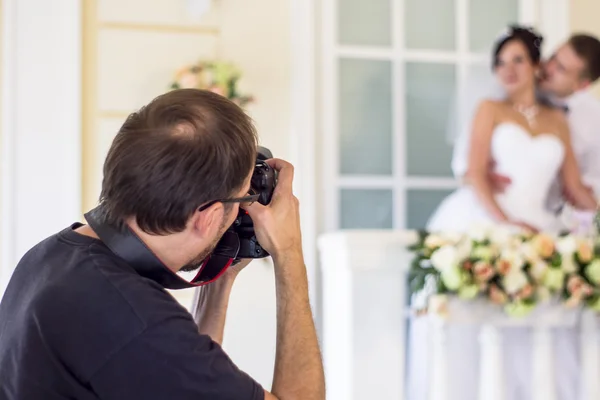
[1,0,600,397]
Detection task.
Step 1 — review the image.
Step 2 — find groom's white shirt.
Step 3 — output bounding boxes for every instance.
[451,89,600,198]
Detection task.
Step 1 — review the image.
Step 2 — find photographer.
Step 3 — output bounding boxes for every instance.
[0,89,325,400]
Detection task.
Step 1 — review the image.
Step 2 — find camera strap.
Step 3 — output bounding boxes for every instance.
[84,205,240,290]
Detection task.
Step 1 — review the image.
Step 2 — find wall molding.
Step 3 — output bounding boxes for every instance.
[99,21,219,35]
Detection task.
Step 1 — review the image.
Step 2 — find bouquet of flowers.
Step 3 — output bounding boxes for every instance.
[170,60,254,107]
[408,223,600,318]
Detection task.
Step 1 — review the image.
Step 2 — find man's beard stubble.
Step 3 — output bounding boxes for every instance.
[179,215,230,273]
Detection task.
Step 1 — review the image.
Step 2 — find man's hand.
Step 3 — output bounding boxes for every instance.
[564,184,595,209]
[243,159,302,262]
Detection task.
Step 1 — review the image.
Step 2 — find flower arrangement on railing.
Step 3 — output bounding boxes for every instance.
[170,60,254,107]
[408,224,600,318]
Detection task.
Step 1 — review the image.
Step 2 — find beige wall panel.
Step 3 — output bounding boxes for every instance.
[86,116,127,205]
[570,0,600,96]
[98,0,221,26]
[97,30,217,112]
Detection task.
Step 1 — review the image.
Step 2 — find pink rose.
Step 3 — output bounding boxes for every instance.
[474,261,495,282]
[515,284,534,300]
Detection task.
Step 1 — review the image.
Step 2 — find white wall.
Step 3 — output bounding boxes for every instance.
[0,0,82,296]
[218,0,292,388]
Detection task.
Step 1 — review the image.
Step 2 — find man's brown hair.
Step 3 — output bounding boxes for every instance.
[100,89,257,235]
[569,33,600,83]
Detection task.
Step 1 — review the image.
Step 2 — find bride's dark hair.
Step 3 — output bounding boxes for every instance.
[492,25,544,69]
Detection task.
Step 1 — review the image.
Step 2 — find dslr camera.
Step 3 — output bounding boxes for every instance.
[229,146,277,262]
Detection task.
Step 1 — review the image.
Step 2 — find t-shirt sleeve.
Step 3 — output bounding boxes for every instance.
[88,315,264,400]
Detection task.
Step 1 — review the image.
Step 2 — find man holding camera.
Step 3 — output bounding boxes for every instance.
[0,89,325,400]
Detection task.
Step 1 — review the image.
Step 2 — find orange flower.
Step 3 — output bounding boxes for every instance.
[495,259,512,275]
[474,261,495,282]
[577,240,593,263]
[532,234,555,259]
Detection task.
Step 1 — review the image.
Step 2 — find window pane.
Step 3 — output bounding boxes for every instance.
[405,0,456,50]
[406,189,455,230]
[469,0,519,52]
[338,0,391,46]
[339,58,393,175]
[340,189,393,229]
[405,63,456,177]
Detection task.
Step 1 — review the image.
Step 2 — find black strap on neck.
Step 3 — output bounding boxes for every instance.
[84,205,239,289]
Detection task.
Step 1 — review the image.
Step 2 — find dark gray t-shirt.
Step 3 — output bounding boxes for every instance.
[0,223,263,400]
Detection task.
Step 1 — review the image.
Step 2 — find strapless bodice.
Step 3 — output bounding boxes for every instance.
[491,122,565,230]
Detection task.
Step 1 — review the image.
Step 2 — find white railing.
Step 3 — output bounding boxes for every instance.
[318,230,600,400]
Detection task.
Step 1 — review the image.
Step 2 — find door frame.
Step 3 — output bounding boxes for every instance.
[0,0,82,296]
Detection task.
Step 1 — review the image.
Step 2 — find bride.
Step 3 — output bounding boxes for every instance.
[408,26,597,400]
[427,26,597,234]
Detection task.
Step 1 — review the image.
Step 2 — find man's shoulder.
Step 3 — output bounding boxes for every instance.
[570,90,600,115]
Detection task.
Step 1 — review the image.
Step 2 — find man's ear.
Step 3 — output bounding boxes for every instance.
[191,202,224,238]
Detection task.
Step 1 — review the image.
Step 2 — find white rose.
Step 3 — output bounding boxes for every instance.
[520,242,540,264]
[561,255,578,274]
[440,231,463,244]
[556,235,577,256]
[503,270,529,294]
[500,248,525,273]
[489,225,514,247]
[467,223,491,242]
[455,239,473,260]
[441,265,463,291]
[424,234,446,249]
[530,260,549,281]
[472,246,494,262]
[430,245,459,272]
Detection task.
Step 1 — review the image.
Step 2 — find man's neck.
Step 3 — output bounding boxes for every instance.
[75,221,188,274]
[74,224,100,240]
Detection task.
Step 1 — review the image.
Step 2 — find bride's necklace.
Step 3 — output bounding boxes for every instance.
[513,103,539,127]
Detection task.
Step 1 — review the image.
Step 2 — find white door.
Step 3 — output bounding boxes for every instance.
[320,0,565,232]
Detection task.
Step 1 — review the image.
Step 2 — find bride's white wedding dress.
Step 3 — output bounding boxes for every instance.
[427,122,566,233]
[407,122,580,400]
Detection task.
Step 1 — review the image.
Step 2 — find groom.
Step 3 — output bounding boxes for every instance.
[452,33,600,219]
[451,32,600,400]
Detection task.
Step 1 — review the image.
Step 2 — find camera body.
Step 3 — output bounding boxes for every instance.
[230,146,276,261]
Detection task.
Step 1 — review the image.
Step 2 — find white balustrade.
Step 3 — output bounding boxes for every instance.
[318,230,600,400]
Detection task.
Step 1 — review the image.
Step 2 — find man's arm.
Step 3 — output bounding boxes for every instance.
[245,159,325,400]
[191,269,238,345]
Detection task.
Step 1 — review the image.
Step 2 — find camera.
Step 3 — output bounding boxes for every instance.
[230,146,277,262]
